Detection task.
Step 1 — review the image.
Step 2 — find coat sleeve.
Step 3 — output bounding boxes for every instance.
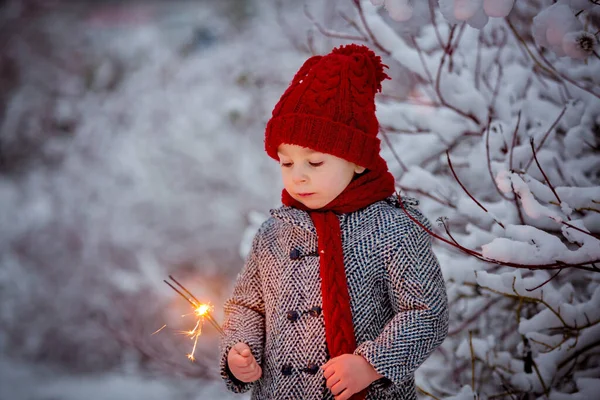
[354,209,449,394]
[219,229,266,393]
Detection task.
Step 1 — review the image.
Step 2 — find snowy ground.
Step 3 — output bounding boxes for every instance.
[0,357,246,400]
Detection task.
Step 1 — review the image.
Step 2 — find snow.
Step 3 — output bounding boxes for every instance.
[0,357,244,400]
[562,31,597,59]
[361,0,434,80]
[398,165,451,195]
[481,219,600,265]
[438,69,489,123]
[465,4,489,29]
[384,0,414,22]
[483,0,515,18]
[437,0,495,28]
[443,385,475,400]
[532,3,583,57]
[564,125,595,157]
[451,0,482,21]
[565,0,598,12]
[550,378,600,400]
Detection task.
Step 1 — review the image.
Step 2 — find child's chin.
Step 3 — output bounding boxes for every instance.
[296,196,325,209]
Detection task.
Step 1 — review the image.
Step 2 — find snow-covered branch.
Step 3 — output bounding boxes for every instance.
[312,0,600,397]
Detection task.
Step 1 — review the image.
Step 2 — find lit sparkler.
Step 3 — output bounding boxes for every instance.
[157,275,223,362]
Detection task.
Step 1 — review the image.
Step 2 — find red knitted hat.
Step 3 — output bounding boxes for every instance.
[265,44,390,171]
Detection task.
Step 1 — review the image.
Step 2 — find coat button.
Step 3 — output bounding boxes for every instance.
[308,306,322,317]
[286,310,299,322]
[281,364,293,376]
[289,248,301,260]
[305,362,319,375]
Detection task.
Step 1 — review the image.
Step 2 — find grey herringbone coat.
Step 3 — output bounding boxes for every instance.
[219,196,449,400]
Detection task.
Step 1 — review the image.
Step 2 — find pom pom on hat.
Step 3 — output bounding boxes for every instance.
[330,44,390,93]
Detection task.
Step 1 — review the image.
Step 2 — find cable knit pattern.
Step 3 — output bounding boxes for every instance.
[264,44,390,171]
[219,196,449,399]
[311,212,356,356]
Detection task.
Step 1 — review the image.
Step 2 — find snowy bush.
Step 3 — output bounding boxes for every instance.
[323,0,600,398]
[433,0,599,61]
[0,0,298,380]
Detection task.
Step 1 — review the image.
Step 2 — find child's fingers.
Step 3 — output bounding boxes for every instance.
[321,357,337,370]
[232,342,251,356]
[322,366,336,379]
[240,348,252,357]
[334,388,353,400]
[330,380,347,396]
[237,364,262,382]
[243,357,258,371]
[245,363,261,375]
[232,353,256,368]
[326,372,341,389]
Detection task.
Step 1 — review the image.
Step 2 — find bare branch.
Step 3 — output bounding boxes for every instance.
[524,106,567,171]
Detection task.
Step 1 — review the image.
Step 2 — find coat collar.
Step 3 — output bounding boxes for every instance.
[269,196,414,233]
[269,206,317,233]
[269,206,352,233]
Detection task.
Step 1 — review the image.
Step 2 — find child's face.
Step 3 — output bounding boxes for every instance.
[277,144,365,209]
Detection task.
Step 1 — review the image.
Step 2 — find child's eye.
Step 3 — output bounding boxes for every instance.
[309,162,324,167]
[280,162,292,167]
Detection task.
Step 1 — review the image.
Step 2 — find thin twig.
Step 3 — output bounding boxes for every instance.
[304,4,367,42]
[352,0,391,56]
[509,110,521,171]
[561,220,600,241]
[396,193,600,272]
[397,185,456,209]
[525,269,563,291]
[380,126,408,172]
[529,137,564,210]
[485,117,511,200]
[524,106,567,171]
[433,26,481,125]
[448,297,503,336]
[427,0,444,49]
[536,44,600,101]
[339,10,367,38]
[446,150,506,229]
[511,181,526,225]
[469,330,476,392]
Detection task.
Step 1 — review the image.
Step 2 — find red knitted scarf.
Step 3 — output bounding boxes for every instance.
[282,168,395,398]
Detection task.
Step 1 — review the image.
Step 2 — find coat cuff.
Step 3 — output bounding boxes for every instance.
[368,377,397,397]
[354,341,411,396]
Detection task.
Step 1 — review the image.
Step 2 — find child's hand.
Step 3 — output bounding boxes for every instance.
[227,342,262,383]
[321,354,383,400]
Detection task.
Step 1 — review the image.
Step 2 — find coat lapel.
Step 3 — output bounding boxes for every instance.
[270,205,316,233]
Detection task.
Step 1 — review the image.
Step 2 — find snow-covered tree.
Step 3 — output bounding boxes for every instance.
[300,0,599,397]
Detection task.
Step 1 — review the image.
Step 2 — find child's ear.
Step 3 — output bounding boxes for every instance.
[354,165,366,174]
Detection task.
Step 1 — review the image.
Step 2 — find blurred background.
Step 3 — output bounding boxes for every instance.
[1,0,598,399]
[0,1,413,398]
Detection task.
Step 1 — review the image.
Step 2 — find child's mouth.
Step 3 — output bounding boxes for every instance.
[297,193,315,197]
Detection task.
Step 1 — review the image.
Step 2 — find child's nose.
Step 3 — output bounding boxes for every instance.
[291,166,308,183]
[292,174,307,184]
[293,174,307,183]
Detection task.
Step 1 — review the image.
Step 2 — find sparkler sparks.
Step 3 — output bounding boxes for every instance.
[155,275,223,362]
[152,324,167,335]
